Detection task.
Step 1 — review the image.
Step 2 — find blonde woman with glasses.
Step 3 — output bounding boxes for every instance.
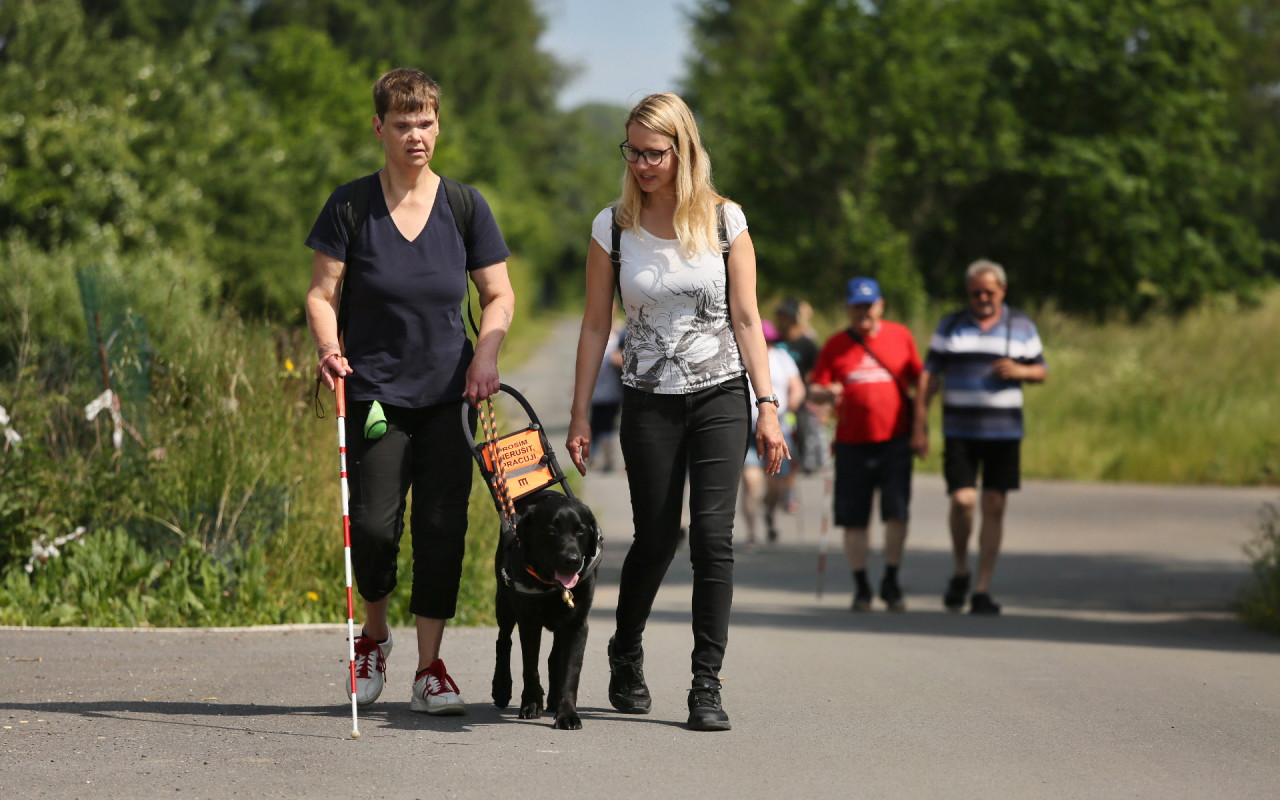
[566,92,788,731]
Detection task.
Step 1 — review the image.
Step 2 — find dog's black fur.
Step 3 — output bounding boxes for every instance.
[491,491,600,729]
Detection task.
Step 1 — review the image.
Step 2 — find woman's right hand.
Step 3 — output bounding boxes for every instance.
[317,352,352,391]
[565,415,592,476]
[754,406,791,476]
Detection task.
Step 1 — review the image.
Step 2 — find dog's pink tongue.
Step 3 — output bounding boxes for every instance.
[556,572,580,590]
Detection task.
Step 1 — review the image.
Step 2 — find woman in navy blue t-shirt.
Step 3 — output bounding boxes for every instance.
[305,68,514,717]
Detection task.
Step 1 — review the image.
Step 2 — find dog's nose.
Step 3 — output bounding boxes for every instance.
[555,551,584,572]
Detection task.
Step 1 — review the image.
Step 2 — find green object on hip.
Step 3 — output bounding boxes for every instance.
[364,401,387,440]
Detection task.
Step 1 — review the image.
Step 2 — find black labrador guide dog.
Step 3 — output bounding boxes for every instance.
[492,490,603,729]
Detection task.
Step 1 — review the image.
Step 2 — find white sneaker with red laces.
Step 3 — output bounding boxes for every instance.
[347,631,392,706]
[410,658,466,715]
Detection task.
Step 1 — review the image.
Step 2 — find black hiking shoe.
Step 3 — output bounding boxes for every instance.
[969,592,1002,616]
[687,676,731,731]
[943,574,970,612]
[607,636,651,714]
[879,574,906,612]
[851,587,873,612]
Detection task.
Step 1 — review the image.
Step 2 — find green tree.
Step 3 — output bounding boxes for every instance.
[2,0,593,320]
[686,0,1276,316]
[244,0,574,289]
[0,0,215,258]
[1215,0,1280,272]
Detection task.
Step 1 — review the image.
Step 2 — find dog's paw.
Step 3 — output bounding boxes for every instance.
[552,709,582,730]
[518,699,544,720]
[491,676,512,709]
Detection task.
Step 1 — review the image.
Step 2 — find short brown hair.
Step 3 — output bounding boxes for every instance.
[373,68,441,119]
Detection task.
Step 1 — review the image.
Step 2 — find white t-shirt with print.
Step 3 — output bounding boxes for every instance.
[591,203,748,394]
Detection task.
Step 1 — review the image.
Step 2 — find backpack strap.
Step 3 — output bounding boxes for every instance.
[610,207,623,307]
[441,175,475,244]
[717,203,730,323]
[441,176,480,337]
[335,173,379,338]
[716,203,729,265]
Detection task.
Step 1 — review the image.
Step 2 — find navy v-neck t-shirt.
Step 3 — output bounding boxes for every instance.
[306,174,510,407]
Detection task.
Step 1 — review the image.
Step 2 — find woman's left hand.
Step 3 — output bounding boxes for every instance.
[754,406,790,476]
[463,353,501,403]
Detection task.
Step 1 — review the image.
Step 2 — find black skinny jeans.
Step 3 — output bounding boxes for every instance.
[615,374,751,680]
[346,400,474,620]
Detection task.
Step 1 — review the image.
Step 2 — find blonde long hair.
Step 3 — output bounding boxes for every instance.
[614,93,726,259]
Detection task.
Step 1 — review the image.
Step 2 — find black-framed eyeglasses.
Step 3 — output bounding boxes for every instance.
[970,289,997,298]
[619,141,675,166]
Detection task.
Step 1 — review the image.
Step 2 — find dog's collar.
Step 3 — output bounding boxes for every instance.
[502,525,604,606]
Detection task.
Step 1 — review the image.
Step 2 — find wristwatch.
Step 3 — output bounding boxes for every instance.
[755,394,780,409]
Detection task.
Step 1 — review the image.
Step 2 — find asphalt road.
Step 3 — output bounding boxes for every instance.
[3,317,1278,799]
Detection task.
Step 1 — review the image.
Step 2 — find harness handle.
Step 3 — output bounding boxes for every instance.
[478,396,518,529]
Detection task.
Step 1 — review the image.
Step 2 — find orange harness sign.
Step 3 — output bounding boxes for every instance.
[480,428,556,501]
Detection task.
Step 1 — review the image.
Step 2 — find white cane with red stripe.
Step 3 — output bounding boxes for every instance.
[336,377,360,739]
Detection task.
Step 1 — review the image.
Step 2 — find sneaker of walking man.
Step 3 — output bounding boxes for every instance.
[410,658,466,715]
[349,630,393,705]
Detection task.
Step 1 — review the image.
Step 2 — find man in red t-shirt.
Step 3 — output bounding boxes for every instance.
[809,277,928,612]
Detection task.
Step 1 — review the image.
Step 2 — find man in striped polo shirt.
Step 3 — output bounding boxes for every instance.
[918,260,1047,615]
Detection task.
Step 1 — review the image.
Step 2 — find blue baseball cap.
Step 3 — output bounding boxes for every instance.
[846,277,881,305]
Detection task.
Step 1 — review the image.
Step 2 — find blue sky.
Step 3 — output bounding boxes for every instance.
[536,0,696,109]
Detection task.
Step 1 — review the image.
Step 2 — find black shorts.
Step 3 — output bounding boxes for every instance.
[833,437,913,529]
[943,437,1021,494]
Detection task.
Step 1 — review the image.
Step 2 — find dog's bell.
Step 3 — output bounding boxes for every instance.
[561,588,574,609]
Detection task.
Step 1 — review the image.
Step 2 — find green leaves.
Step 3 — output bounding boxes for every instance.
[1,0,593,321]
[687,0,1277,316]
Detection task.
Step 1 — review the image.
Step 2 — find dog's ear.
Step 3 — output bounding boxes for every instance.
[570,500,599,538]
[514,504,538,538]
[573,499,597,524]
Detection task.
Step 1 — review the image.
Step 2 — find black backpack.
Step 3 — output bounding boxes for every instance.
[335,172,479,337]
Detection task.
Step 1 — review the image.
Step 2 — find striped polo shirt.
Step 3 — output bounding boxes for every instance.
[924,305,1046,440]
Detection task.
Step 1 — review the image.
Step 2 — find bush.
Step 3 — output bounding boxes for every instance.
[0,527,265,627]
[0,285,503,627]
[1239,501,1280,635]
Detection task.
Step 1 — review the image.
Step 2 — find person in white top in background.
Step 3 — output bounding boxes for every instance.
[739,319,805,547]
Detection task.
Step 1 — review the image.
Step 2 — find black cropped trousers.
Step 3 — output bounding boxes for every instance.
[345,399,474,620]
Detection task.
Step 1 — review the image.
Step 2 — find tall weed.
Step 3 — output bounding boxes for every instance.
[1239,502,1280,634]
[0,261,505,626]
[866,288,1280,486]
[1020,291,1280,484]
